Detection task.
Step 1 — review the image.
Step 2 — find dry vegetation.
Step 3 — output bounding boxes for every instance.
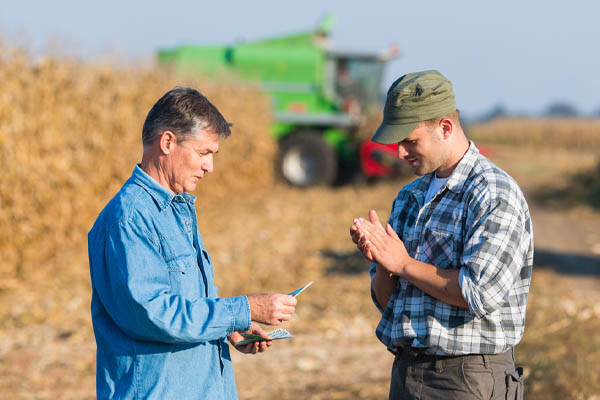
[468,117,600,149]
[0,46,275,283]
[0,44,599,399]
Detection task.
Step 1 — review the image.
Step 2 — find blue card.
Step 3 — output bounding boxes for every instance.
[288,280,314,297]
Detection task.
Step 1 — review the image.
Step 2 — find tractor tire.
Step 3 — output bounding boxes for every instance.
[277,132,338,187]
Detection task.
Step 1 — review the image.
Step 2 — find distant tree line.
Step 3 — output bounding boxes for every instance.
[475,101,600,122]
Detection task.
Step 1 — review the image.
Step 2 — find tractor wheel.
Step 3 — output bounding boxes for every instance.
[277,132,338,187]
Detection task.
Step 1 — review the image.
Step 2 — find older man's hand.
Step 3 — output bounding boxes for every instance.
[229,322,273,354]
[247,293,297,325]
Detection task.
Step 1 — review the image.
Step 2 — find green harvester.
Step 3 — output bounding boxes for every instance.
[157,14,399,187]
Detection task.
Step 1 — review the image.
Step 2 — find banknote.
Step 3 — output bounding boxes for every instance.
[234,328,294,346]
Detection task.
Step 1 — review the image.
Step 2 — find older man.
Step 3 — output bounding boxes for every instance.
[88,87,296,399]
[351,71,532,400]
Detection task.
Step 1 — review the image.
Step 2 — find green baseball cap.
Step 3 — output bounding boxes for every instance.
[372,70,456,144]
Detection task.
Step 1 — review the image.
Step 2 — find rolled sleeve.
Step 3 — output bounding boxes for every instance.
[460,197,528,318]
[369,262,385,313]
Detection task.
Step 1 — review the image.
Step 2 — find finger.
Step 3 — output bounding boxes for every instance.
[284,304,297,313]
[369,209,382,226]
[252,325,269,338]
[358,234,367,248]
[242,343,253,353]
[361,222,387,244]
[386,223,399,239]
[365,241,379,261]
[363,240,371,254]
[351,230,362,244]
[358,242,368,254]
[276,309,295,321]
[283,295,298,305]
[259,340,269,352]
[359,234,372,253]
[276,313,291,322]
[356,218,381,236]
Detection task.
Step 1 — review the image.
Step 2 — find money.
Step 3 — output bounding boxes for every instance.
[234,281,312,347]
[266,328,293,340]
[234,328,294,346]
[288,280,314,297]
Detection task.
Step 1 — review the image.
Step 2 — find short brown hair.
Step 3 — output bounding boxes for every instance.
[142,87,232,146]
[423,109,462,129]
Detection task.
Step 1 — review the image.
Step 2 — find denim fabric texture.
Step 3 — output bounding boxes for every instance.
[88,165,251,399]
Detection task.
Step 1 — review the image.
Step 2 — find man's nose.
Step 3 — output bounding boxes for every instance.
[397,143,408,159]
[203,154,214,173]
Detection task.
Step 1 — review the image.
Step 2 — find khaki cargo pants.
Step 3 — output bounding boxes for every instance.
[389,348,524,400]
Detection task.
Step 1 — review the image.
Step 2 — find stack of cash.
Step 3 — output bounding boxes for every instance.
[234,329,293,346]
[234,281,313,347]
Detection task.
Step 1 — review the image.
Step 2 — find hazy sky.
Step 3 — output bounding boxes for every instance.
[2,0,599,117]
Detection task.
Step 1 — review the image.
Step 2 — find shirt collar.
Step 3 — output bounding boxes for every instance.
[130,164,196,211]
[445,141,479,194]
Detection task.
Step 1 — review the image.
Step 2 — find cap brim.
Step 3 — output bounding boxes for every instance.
[371,120,420,144]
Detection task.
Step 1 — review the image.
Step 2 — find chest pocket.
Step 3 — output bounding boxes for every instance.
[166,254,202,299]
[422,227,455,269]
[199,249,216,297]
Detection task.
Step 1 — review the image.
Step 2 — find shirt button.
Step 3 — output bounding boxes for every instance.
[185,221,189,226]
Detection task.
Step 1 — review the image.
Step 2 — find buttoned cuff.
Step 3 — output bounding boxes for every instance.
[224,296,252,333]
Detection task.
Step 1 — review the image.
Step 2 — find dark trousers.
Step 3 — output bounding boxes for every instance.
[389,348,524,400]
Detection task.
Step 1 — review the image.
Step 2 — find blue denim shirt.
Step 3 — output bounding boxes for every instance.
[88,165,251,399]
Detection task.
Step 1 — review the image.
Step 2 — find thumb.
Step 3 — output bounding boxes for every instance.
[253,324,270,338]
[386,223,399,238]
[369,209,381,226]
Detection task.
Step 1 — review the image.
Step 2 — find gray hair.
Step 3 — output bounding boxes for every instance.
[142,87,232,146]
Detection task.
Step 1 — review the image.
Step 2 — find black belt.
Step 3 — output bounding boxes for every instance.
[390,346,514,364]
[390,346,457,361]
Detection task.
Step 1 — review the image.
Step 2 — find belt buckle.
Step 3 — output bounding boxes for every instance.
[406,347,423,358]
[395,346,423,359]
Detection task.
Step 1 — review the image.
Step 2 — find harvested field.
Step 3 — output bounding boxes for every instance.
[0,47,599,399]
[468,117,600,150]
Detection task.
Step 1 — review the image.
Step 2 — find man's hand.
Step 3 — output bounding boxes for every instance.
[229,322,273,354]
[350,222,373,261]
[353,210,411,276]
[247,293,297,325]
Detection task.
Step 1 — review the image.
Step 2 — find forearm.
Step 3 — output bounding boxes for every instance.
[99,273,252,344]
[400,259,468,308]
[372,265,399,310]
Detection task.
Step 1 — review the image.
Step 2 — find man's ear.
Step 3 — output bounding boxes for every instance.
[439,117,453,140]
[158,131,176,155]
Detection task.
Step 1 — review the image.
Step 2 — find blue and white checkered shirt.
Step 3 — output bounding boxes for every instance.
[370,142,533,355]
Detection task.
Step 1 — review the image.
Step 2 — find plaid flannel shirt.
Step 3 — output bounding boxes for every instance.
[370,142,533,355]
